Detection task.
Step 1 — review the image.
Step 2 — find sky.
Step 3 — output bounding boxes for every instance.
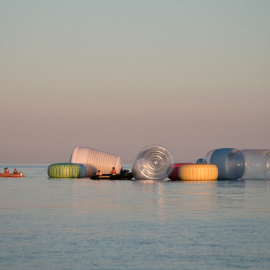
[1,0,270,164]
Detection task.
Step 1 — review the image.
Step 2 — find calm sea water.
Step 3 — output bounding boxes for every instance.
[0,164,270,270]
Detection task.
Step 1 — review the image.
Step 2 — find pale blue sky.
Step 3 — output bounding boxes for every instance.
[1,0,270,164]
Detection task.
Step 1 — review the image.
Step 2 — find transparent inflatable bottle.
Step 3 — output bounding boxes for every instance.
[132,145,174,180]
[232,149,270,180]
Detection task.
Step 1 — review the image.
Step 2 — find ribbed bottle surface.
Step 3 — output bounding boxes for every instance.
[70,146,121,177]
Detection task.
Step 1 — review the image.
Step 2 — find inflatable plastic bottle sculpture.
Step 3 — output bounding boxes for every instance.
[70,146,121,177]
[203,149,216,164]
[132,145,174,180]
[209,148,242,180]
[203,148,270,180]
[232,149,270,180]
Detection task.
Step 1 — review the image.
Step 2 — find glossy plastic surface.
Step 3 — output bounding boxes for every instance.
[232,149,270,180]
[70,146,121,177]
[210,148,242,180]
[132,145,174,180]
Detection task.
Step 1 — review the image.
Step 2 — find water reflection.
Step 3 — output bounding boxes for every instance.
[244,179,270,189]
[69,176,270,221]
[130,179,270,219]
[217,180,245,194]
[132,180,167,222]
[71,179,123,214]
[132,180,219,218]
[178,181,218,214]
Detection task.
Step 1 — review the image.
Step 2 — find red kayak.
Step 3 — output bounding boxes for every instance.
[0,173,25,178]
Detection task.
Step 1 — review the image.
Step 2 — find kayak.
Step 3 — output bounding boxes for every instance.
[90,172,133,180]
[0,173,25,178]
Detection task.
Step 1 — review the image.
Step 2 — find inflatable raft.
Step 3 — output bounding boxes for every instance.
[90,172,133,180]
[0,173,25,178]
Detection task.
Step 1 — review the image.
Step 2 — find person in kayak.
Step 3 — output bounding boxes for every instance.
[13,168,18,174]
[111,167,116,175]
[96,170,101,176]
[4,167,9,173]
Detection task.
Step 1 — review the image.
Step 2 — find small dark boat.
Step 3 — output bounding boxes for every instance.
[90,172,133,180]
